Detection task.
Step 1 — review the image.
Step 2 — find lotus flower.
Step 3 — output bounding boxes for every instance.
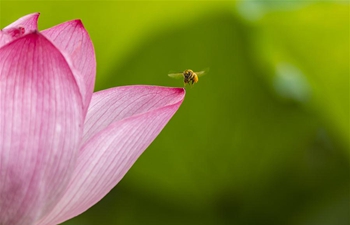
[0,13,185,225]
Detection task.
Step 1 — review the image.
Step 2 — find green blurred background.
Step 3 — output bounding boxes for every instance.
[0,1,349,225]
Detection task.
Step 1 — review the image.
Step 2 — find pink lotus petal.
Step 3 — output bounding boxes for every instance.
[42,20,96,116]
[0,32,84,224]
[0,13,39,48]
[36,86,185,225]
[82,85,185,145]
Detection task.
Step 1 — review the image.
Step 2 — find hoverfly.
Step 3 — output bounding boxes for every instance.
[168,69,207,87]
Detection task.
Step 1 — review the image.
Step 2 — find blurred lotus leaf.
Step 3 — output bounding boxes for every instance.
[0,1,348,225]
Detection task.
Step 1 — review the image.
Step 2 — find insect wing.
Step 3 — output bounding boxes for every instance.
[195,68,209,77]
[168,72,183,79]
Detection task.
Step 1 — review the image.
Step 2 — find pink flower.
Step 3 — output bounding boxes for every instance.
[0,13,185,225]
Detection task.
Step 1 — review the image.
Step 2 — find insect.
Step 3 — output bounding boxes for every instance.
[168,69,207,86]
